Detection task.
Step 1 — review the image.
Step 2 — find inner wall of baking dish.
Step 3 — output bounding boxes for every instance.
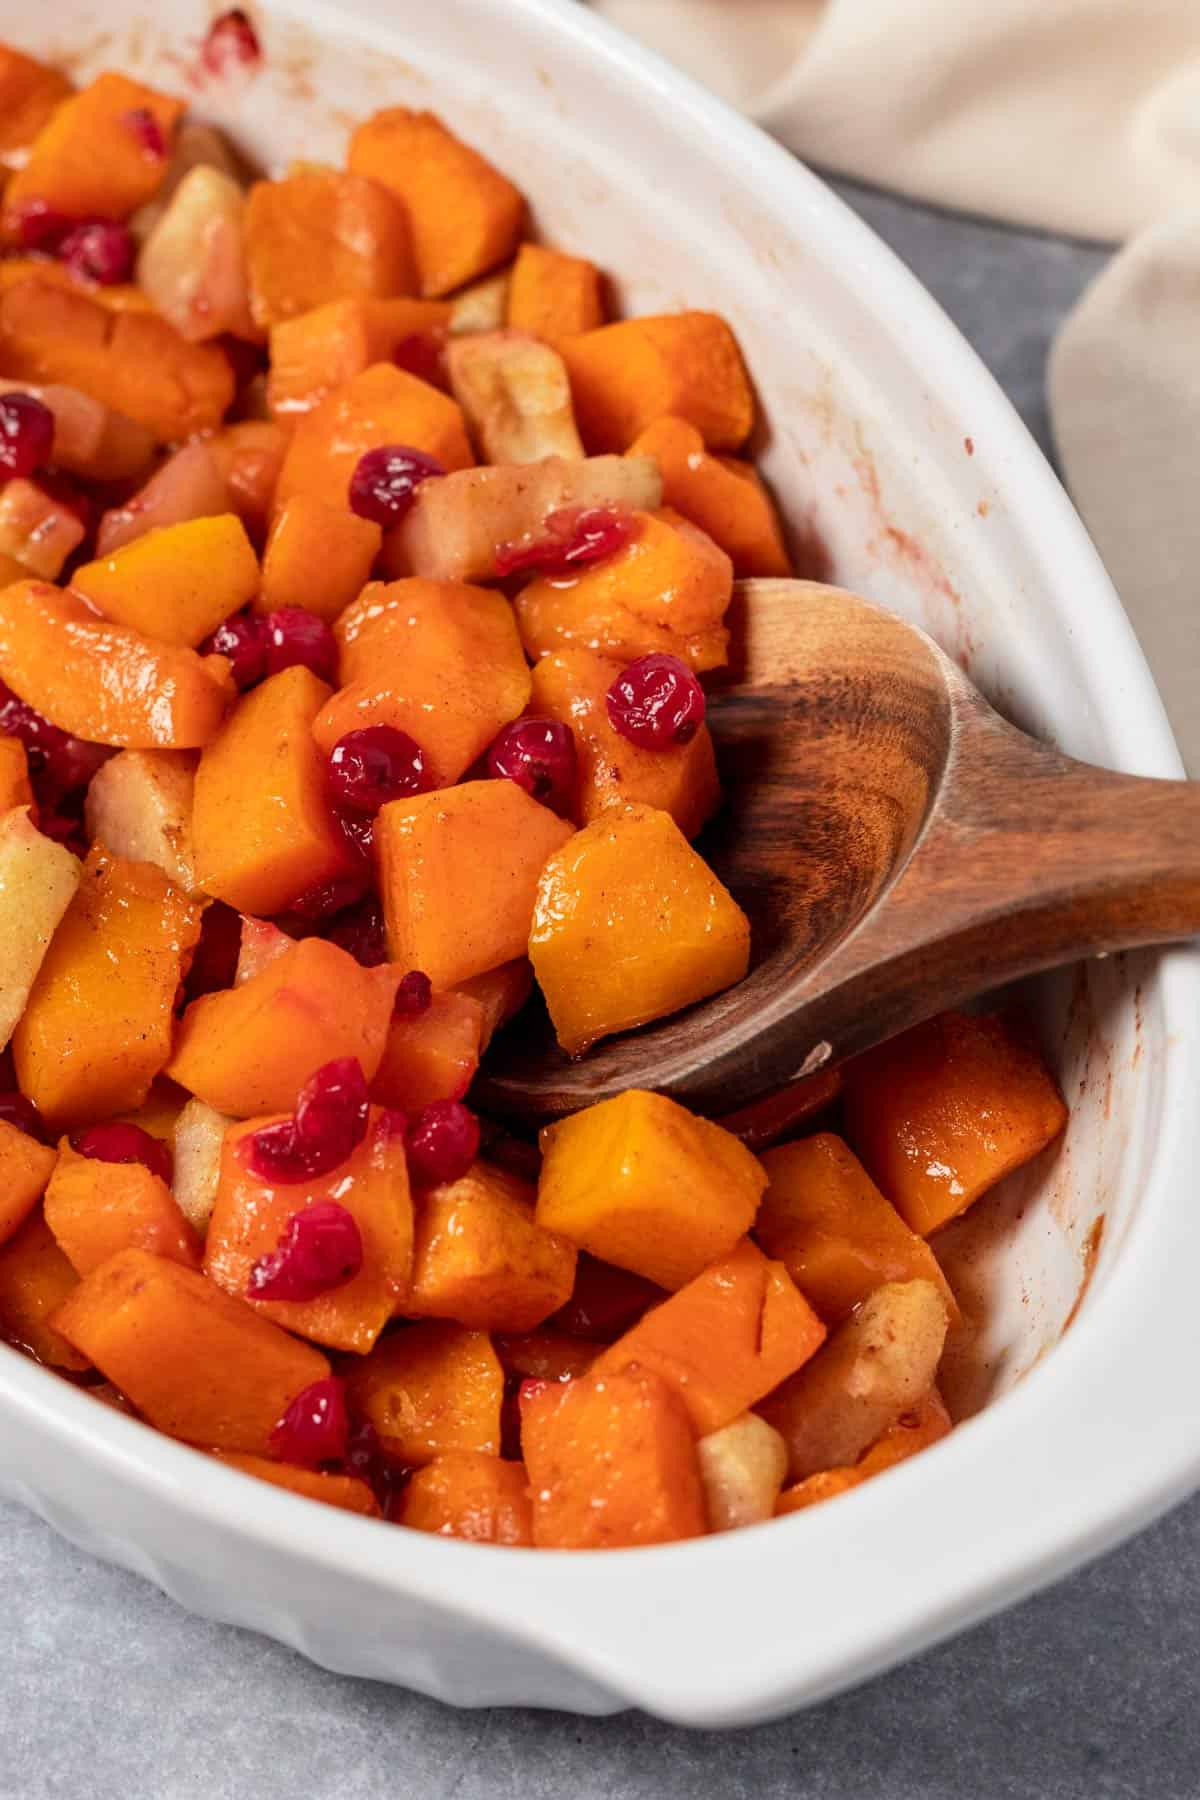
[17,0,1163,1415]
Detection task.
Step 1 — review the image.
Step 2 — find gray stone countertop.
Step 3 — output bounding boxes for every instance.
[4,183,1196,1800]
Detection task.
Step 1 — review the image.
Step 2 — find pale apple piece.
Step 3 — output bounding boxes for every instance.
[172,1096,234,1235]
[130,121,248,242]
[0,807,81,1051]
[137,165,257,344]
[96,442,230,557]
[0,479,84,579]
[697,1413,789,1532]
[759,1279,950,1482]
[235,916,293,985]
[447,329,584,464]
[84,750,200,895]
[384,453,663,583]
[448,267,512,335]
[0,379,154,485]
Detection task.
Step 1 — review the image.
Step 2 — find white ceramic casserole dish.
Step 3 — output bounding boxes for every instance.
[0,0,1197,1728]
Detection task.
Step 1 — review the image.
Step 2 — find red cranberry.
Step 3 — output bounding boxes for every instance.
[327,726,431,815]
[288,874,369,925]
[0,683,109,797]
[201,8,263,77]
[405,1099,480,1187]
[325,895,387,968]
[487,718,576,814]
[605,653,705,749]
[0,393,55,480]
[394,969,432,1018]
[247,1199,363,1300]
[73,1121,173,1185]
[347,445,444,526]
[269,1376,349,1465]
[494,505,635,578]
[123,107,166,159]
[11,202,73,253]
[0,1091,47,1143]
[262,608,337,682]
[40,733,110,797]
[183,901,243,1003]
[393,332,447,389]
[59,220,135,287]
[244,1057,370,1185]
[202,611,266,690]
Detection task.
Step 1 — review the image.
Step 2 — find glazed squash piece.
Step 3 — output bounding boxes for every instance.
[559,312,755,452]
[213,1452,381,1517]
[776,1389,953,1514]
[537,1089,766,1290]
[275,363,473,509]
[529,802,750,1056]
[0,1208,88,1370]
[507,243,605,341]
[407,1159,576,1333]
[71,514,260,648]
[258,496,381,622]
[243,168,416,329]
[0,1121,57,1249]
[0,736,32,815]
[2,71,183,234]
[628,417,791,578]
[345,1320,504,1466]
[0,45,72,172]
[0,806,81,1051]
[44,1140,201,1276]
[208,422,291,546]
[266,295,452,418]
[83,749,199,896]
[370,990,484,1111]
[445,329,584,463]
[51,1247,330,1453]
[13,846,203,1132]
[395,1451,532,1545]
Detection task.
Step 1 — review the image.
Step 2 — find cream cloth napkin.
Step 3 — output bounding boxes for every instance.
[591,0,1200,770]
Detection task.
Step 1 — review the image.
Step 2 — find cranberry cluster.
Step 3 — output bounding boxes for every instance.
[201,607,338,692]
[12,202,135,286]
[72,1121,174,1184]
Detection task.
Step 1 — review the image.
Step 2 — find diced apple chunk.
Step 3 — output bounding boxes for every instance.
[130,120,247,241]
[697,1412,789,1532]
[234,915,293,985]
[172,1096,233,1235]
[0,807,81,1050]
[96,441,230,558]
[446,329,582,463]
[137,165,256,343]
[84,750,199,895]
[448,267,511,334]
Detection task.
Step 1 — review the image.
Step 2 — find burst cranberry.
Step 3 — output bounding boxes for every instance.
[288,873,369,925]
[269,1376,349,1465]
[183,901,243,1002]
[494,505,635,578]
[123,106,167,158]
[394,970,432,1019]
[0,1091,47,1143]
[202,7,263,77]
[605,653,705,749]
[0,393,55,481]
[325,895,387,967]
[405,1099,480,1187]
[487,718,576,814]
[393,332,446,388]
[244,1057,370,1185]
[247,1199,363,1300]
[202,611,266,690]
[327,726,431,815]
[11,201,73,252]
[347,445,444,526]
[262,608,337,682]
[72,1121,173,1184]
[59,220,135,286]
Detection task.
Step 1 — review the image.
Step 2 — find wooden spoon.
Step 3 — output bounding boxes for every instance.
[479,579,1200,1124]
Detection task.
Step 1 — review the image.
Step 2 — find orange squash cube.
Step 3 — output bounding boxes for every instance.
[191,666,357,916]
[529,647,720,837]
[344,1319,503,1465]
[313,578,531,785]
[628,417,790,577]
[507,243,604,341]
[515,508,733,673]
[348,107,524,298]
[0,580,232,749]
[522,1367,706,1549]
[3,72,182,233]
[0,1121,56,1248]
[0,1208,87,1369]
[529,802,750,1056]
[0,734,32,814]
[206,1107,413,1353]
[52,1247,330,1452]
[370,990,484,1111]
[537,1088,766,1290]
[168,937,400,1117]
[208,421,291,546]
[842,1012,1069,1236]
[757,1133,960,1326]
[0,47,72,171]
[243,169,416,330]
[14,846,203,1132]
[775,1388,953,1515]
[455,960,532,1051]
[71,514,260,647]
[44,1139,200,1276]
[592,1238,825,1435]
[266,296,452,418]
[275,363,473,510]
[258,496,381,622]
[377,780,575,989]
[560,313,754,452]
[213,1451,381,1516]
[395,1451,532,1544]
[408,1159,576,1332]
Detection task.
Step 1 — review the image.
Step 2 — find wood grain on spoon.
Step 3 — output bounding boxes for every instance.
[479,580,1200,1124]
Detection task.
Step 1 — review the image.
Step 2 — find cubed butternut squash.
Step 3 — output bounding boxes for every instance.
[0,1208,88,1369]
[191,666,357,916]
[244,169,416,330]
[775,1389,953,1514]
[0,1121,56,1248]
[842,1012,1069,1236]
[51,1247,330,1452]
[522,1366,705,1549]
[83,749,198,896]
[205,1107,413,1353]
[593,1238,825,1433]
[266,296,451,418]
[71,515,260,648]
[344,1319,503,1465]
[0,735,32,814]
[275,363,473,510]
[628,417,790,577]
[507,243,604,341]
[168,937,400,1116]
[44,1139,200,1275]
[258,495,381,622]
[395,1450,531,1544]
[213,1451,381,1516]
[348,108,524,298]
[536,1089,766,1290]
[0,46,72,172]
[377,780,574,989]
[13,846,203,1132]
[529,803,750,1056]
[369,990,484,1111]
[560,313,754,452]
[408,1159,576,1332]
[2,71,183,233]
[515,508,733,673]
[313,578,531,786]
